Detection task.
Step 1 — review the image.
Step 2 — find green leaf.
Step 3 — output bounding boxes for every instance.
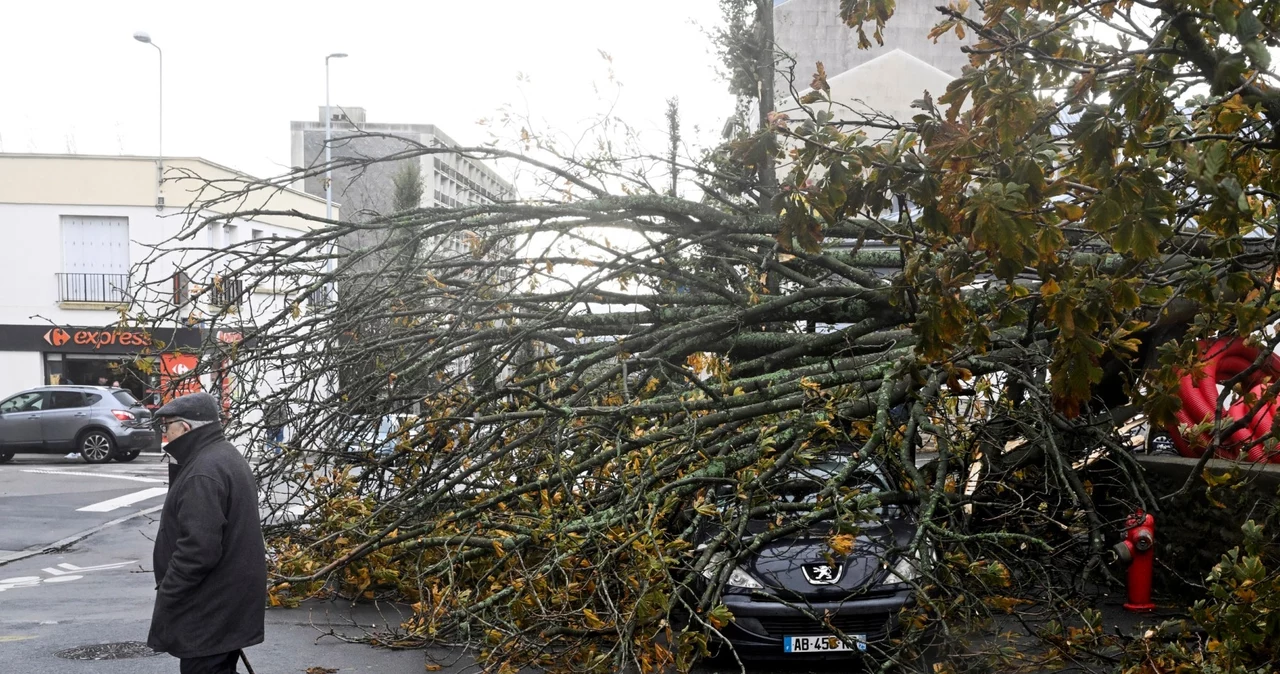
[1201,141,1229,180]
[1051,337,1104,417]
[1243,40,1271,70]
[706,604,734,629]
[1112,210,1163,259]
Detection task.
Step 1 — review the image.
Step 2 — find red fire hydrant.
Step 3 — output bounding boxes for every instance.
[1113,510,1156,612]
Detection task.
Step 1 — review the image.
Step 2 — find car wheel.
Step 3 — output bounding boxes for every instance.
[79,431,116,464]
[0,451,14,464]
[112,449,141,463]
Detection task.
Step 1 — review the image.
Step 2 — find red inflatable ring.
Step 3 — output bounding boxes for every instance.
[1167,338,1280,463]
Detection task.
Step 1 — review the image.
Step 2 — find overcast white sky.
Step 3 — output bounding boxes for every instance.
[0,1,735,182]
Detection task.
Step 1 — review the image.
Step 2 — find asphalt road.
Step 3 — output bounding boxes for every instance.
[0,452,870,673]
[0,453,436,673]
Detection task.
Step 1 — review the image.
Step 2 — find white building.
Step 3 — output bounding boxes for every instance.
[0,153,334,408]
[774,0,973,124]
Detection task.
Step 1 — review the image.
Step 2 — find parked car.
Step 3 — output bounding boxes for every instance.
[335,414,416,462]
[0,386,157,464]
[695,453,922,660]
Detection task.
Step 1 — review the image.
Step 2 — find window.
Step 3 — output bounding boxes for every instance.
[1,392,45,412]
[49,391,86,409]
[308,286,333,307]
[112,390,139,407]
[59,216,130,303]
[173,271,191,306]
[85,393,103,405]
[223,224,238,246]
[251,229,264,240]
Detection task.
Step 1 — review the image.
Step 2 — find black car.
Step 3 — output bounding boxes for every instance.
[696,454,921,660]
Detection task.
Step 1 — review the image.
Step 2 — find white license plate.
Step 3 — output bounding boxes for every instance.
[783,634,866,653]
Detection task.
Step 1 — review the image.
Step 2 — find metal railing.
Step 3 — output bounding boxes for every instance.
[207,276,245,308]
[308,286,333,307]
[56,273,129,303]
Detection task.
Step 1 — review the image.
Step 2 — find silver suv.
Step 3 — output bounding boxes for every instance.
[0,386,157,464]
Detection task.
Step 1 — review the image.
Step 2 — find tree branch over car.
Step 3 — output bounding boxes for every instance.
[128,1,1280,672]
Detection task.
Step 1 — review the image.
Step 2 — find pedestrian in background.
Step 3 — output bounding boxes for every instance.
[149,392,265,673]
[263,400,287,449]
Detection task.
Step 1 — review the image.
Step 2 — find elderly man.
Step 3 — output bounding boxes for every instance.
[149,392,265,674]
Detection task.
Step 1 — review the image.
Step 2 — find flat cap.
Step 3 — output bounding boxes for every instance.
[154,392,221,424]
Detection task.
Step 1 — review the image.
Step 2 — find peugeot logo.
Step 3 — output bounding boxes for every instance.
[802,562,843,585]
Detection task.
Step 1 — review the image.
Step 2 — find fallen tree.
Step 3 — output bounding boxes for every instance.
[129,1,1280,672]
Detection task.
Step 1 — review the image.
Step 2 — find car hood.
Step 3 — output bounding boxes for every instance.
[731,519,914,599]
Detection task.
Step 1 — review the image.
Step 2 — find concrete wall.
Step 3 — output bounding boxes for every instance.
[778,49,957,125]
[775,0,972,96]
[0,155,331,231]
[0,351,43,399]
[294,128,428,222]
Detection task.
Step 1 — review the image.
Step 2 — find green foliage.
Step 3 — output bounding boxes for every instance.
[391,160,424,213]
[1122,520,1280,674]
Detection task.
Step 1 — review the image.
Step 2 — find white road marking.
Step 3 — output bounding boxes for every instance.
[57,562,134,572]
[21,469,164,484]
[76,488,169,512]
[0,559,136,592]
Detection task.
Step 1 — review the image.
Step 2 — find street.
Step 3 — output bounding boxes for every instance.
[0,454,441,673]
[0,453,853,673]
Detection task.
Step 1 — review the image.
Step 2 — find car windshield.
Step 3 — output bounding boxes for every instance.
[774,459,886,504]
[112,390,139,406]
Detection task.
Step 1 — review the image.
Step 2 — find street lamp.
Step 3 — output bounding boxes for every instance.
[133,31,163,208]
[325,52,347,222]
[324,53,347,306]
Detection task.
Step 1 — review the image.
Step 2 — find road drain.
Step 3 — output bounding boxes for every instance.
[56,641,163,660]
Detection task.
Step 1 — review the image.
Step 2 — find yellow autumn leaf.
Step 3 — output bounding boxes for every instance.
[828,534,855,556]
[1055,202,1085,221]
[583,608,606,629]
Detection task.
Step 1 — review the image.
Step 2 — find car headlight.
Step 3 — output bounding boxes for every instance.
[726,566,764,589]
[700,552,764,589]
[884,554,919,585]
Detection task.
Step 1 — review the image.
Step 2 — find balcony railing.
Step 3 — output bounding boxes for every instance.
[56,273,129,304]
[308,286,333,308]
[207,276,245,309]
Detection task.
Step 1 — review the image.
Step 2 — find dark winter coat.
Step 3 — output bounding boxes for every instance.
[147,423,266,658]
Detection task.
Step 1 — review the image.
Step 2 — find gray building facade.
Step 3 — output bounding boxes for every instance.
[290,107,513,222]
[290,107,516,274]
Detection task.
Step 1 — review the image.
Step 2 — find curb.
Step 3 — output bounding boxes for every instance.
[0,505,163,567]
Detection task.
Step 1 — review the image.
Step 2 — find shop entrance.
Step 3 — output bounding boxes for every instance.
[57,354,158,403]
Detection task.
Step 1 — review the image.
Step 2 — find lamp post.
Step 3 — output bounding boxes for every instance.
[324,53,347,306]
[325,53,347,222]
[133,31,163,208]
